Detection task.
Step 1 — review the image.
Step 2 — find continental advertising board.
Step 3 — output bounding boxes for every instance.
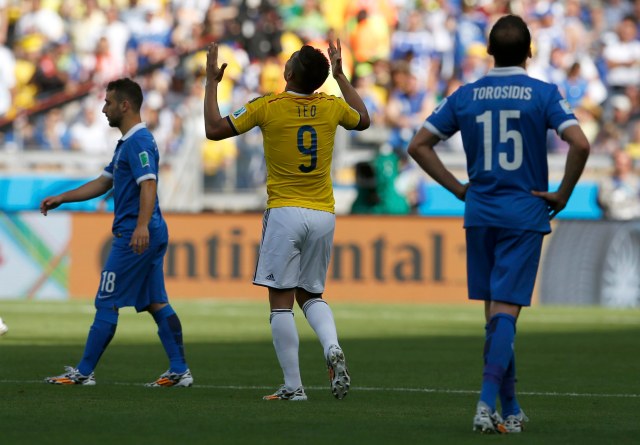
[69,213,468,303]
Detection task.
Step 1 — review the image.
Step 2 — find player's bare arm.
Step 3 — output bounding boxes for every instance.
[130,179,156,254]
[328,39,370,131]
[408,127,468,201]
[203,42,235,141]
[531,125,590,218]
[40,175,113,216]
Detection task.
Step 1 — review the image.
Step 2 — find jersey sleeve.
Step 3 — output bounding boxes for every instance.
[424,93,459,139]
[336,98,362,129]
[228,95,268,134]
[546,85,579,135]
[126,138,158,184]
[102,161,114,179]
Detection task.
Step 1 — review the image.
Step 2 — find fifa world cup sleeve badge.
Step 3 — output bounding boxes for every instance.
[139,151,150,168]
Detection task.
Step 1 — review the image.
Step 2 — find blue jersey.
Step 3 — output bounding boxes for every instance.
[102,123,165,236]
[425,67,579,233]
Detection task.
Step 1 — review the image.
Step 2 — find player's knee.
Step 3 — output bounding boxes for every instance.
[295,288,323,308]
[95,306,119,325]
[146,302,168,314]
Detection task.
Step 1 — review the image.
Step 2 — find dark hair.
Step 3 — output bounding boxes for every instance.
[293,45,330,93]
[106,78,143,112]
[488,15,531,67]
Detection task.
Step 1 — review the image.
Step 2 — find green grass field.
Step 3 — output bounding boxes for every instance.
[1,299,639,445]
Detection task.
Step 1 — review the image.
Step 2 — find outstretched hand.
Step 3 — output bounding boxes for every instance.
[328,39,344,79]
[206,43,228,83]
[531,190,567,220]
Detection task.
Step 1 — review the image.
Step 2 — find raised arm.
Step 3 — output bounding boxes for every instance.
[328,39,370,131]
[204,43,236,141]
[40,175,113,215]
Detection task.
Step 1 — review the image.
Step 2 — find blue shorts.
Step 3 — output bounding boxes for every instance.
[95,227,169,312]
[466,227,543,307]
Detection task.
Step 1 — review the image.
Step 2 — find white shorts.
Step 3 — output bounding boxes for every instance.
[253,207,335,294]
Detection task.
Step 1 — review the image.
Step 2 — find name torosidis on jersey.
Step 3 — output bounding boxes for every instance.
[473,86,533,101]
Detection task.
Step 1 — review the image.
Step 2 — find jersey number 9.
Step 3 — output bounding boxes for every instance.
[297,125,318,173]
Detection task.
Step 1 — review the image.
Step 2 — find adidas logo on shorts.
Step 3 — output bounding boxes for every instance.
[266,274,275,281]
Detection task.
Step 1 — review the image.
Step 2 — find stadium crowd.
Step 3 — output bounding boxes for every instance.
[1,0,640,207]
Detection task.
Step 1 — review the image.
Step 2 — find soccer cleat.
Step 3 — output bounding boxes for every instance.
[145,369,193,387]
[263,385,308,401]
[0,318,8,336]
[45,366,96,386]
[326,344,350,400]
[473,402,507,434]
[504,410,529,433]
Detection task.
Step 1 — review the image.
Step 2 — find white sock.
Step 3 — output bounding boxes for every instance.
[270,310,302,391]
[303,298,339,358]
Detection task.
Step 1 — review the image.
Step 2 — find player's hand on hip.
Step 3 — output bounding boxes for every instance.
[531,190,567,220]
[328,39,344,78]
[130,226,150,254]
[206,43,228,83]
[40,196,62,216]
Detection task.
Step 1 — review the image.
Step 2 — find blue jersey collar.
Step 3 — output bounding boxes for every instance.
[121,122,147,141]
[487,67,528,77]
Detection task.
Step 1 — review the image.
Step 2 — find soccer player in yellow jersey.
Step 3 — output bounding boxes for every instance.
[204,40,370,401]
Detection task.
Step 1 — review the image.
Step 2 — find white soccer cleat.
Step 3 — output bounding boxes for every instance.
[0,318,8,336]
[326,344,350,400]
[45,366,96,386]
[263,385,308,401]
[145,369,194,387]
[504,410,529,433]
[473,402,507,433]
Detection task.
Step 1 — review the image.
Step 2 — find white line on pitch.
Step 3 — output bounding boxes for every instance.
[3,380,639,398]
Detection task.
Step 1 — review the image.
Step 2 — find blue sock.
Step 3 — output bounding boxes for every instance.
[479,313,516,412]
[77,308,118,376]
[500,355,521,417]
[152,305,187,374]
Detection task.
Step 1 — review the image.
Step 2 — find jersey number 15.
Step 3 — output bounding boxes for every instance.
[476,110,523,171]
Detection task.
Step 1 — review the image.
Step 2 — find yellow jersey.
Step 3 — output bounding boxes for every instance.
[228,91,361,213]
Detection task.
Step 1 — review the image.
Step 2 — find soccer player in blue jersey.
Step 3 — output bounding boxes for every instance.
[408,15,590,433]
[204,41,370,401]
[40,78,193,387]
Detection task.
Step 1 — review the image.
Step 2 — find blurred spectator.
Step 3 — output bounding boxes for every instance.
[33,108,69,151]
[0,29,16,117]
[30,41,69,99]
[385,60,432,158]
[597,149,640,220]
[349,8,390,64]
[390,9,437,88]
[602,15,640,93]
[625,120,640,159]
[102,6,131,75]
[353,62,386,127]
[559,62,588,108]
[350,148,410,215]
[608,94,636,145]
[125,2,173,72]
[14,0,65,44]
[68,99,113,155]
[286,0,327,43]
